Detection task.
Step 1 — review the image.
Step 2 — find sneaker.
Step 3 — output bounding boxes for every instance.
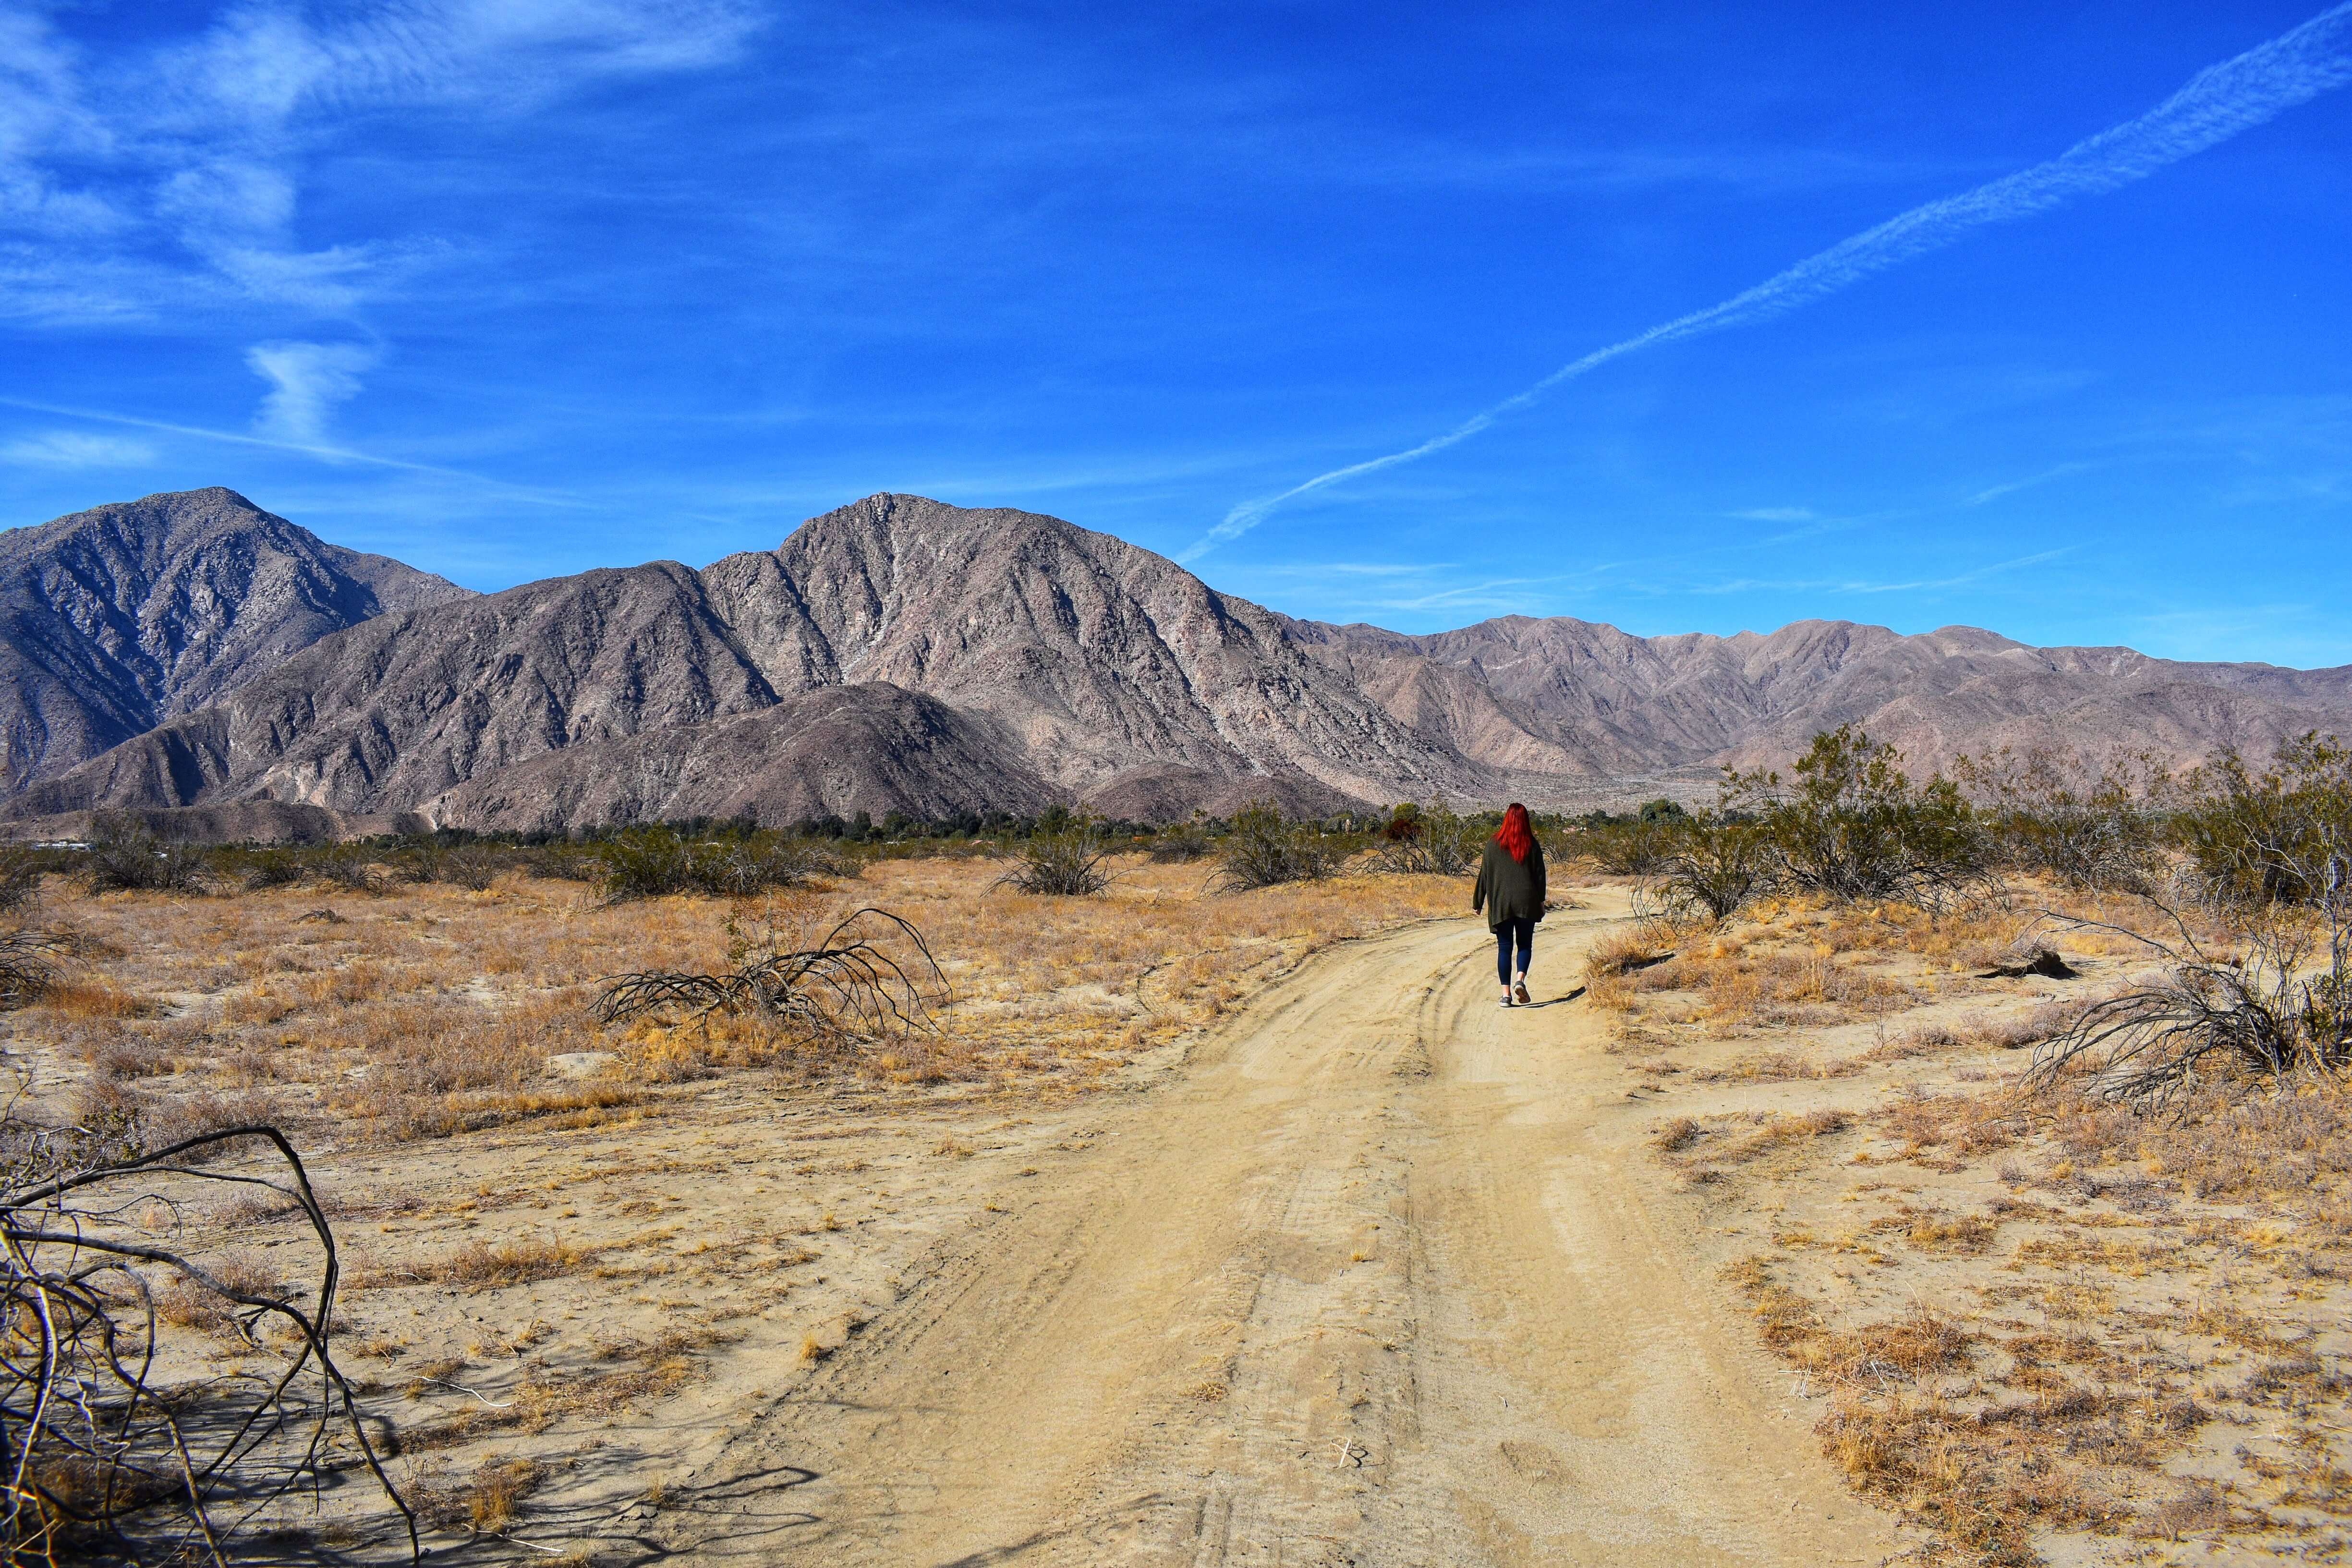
[1498,993,1514,1008]
[1514,981,1532,1006]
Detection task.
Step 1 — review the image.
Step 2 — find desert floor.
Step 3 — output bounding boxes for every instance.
[623,891,1899,1567]
[13,861,2348,1566]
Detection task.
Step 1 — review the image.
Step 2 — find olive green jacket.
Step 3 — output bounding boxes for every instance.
[1472,838,1547,930]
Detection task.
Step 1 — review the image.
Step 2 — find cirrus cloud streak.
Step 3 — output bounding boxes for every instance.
[1181,2,2352,562]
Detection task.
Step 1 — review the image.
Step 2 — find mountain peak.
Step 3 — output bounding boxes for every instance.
[8,488,2352,829]
[0,487,472,791]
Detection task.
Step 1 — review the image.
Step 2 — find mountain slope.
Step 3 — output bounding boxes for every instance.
[17,495,1480,823]
[1312,616,2352,778]
[0,487,471,792]
[418,684,1058,831]
[13,490,2352,830]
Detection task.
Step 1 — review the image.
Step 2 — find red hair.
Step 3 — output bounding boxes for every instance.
[1495,802,1533,863]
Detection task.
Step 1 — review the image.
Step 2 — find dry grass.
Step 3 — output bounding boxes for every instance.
[1727,1256,2211,1566]
[1646,879,2352,1561]
[429,1238,594,1290]
[396,1334,720,1453]
[0,855,1464,1554]
[1639,882,2352,1565]
[1690,1048,1860,1083]
[154,1249,288,1336]
[1656,1107,1851,1175]
[1,856,1461,1158]
[1586,914,1927,1033]
[40,976,155,1019]
[1582,923,1675,980]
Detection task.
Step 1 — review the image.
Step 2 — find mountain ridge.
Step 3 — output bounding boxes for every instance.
[7,489,2348,831]
[0,487,471,793]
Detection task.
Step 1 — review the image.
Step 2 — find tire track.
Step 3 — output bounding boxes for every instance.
[663,903,1903,1566]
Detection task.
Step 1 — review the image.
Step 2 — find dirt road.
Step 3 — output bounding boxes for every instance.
[662,900,1903,1566]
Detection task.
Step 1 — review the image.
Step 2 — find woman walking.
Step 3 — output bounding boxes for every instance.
[1473,802,1546,1006]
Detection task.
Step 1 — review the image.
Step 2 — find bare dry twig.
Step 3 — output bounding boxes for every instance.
[593,906,948,1044]
[1,1103,415,1564]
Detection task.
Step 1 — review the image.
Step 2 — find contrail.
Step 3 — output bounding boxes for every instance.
[0,397,591,507]
[1180,3,2352,562]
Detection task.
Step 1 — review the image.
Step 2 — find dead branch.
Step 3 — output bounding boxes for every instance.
[593,907,948,1044]
[2026,839,2351,1108]
[1,1113,416,1564]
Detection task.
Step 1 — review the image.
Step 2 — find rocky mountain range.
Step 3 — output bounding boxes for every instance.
[0,488,468,796]
[5,487,2349,836]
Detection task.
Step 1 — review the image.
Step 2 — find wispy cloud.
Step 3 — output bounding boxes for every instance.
[1182,2,2352,561]
[247,339,377,441]
[0,0,765,324]
[1728,505,1814,522]
[0,394,586,505]
[0,428,154,467]
[1964,462,2096,506]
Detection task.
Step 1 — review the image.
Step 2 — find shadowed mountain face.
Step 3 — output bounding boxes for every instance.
[10,490,2352,831]
[0,488,471,792]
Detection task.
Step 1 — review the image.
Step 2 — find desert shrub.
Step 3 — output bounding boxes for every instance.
[1574,801,1688,875]
[0,928,69,1009]
[1374,802,1484,875]
[1212,802,1347,891]
[1644,815,1775,923]
[997,822,1115,896]
[308,844,384,893]
[1956,745,2170,893]
[394,839,510,890]
[1728,727,1990,910]
[1148,816,1215,863]
[519,840,604,882]
[594,827,828,901]
[0,847,41,913]
[2174,733,2352,907]
[83,820,210,894]
[2031,813,2349,1106]
[221,847,306,890]
[439,845,509,890]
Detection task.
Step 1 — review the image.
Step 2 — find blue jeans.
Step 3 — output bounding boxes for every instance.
[1494,917,1534,986]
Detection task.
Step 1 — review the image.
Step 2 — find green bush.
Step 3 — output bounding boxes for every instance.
[1212,802,1347,891]
[84,819,210,894]
[219,848,306,891]
[2174,733,2352,908]
[997,822,1116,896]
[593,827,833,901]
[1575,814,1683,876]
[1646,815,1775,924]
[1147,816,1215,863]
[1955,747,2169,893]
[1374,802,1484,875]
[396,839,513,891]
[1727,726,1990,910]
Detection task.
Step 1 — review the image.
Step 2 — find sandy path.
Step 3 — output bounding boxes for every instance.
[660,901,1903,1566]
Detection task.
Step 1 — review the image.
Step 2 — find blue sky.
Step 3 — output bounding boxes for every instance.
[2,2,2347,666]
